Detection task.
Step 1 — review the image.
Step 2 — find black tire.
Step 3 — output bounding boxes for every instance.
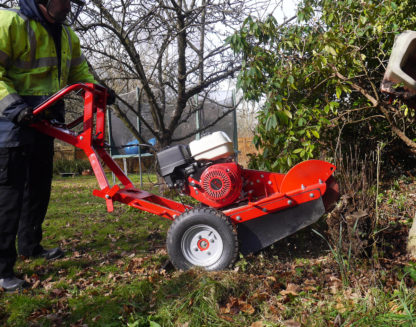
[166,207,238,271]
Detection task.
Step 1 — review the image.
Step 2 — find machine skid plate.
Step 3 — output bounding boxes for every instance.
[237,198,325,254]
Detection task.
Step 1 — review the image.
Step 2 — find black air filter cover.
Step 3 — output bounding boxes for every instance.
[157,145,192,177]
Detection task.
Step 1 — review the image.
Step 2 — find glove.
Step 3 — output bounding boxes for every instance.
[106,88,116,106]
[15,107,35,126]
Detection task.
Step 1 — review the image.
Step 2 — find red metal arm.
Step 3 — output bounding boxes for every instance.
[33,83,95,116]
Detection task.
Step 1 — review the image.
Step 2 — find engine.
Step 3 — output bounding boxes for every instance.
[156,132,243,209]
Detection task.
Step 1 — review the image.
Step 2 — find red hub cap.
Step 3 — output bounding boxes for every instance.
[197,238,210,251]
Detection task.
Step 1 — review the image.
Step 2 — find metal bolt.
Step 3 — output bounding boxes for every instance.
[211,239,215,243]
[173,215,178,219]
[257,179,260,183]
[250,182,254,186]
[105,195,110,199]
[268,181,272,185]
[249,190,254,194]
[309,193,314,198]
[79,136,84,140]
[301,184,305,190]
[195,190,199,195]
[319,179,323,184]
[261,174,264,178]
[208,252,211,256]
[195,248,199,252]
[288,200,293,205]
[236,216,242,221]
[262,208,268,212]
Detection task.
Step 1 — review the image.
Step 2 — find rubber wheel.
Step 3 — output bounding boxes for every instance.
[166,207,238,271]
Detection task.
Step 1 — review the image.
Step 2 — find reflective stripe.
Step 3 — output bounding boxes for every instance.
[0,50,9,66]
[0,93,21,113]
[14,57,58,69]
[71,54,85,67]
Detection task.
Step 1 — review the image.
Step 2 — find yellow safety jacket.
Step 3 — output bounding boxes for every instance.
[0,7,95,146]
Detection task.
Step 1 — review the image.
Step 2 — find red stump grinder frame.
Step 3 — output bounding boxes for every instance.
[32,84,339,271]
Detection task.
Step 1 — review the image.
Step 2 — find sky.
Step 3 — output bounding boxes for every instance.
[218,0,299,101]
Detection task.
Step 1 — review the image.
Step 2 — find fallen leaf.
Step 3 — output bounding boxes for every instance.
[283,320,301,327]
[240,303,255,315]
[251,321,263,327]
[219,314,234,322]
[304,279,317,286]
[250,292,269,301]
[31,280,40,289]
[335,302,346,313]
[280,283,299,296]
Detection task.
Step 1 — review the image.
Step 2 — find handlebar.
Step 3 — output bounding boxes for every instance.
[32,83,107,116]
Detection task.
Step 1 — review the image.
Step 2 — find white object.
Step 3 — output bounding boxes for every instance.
[384,30,416,91]
[189,131,234,161]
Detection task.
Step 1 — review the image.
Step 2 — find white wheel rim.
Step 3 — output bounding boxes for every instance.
[181,224,224,267]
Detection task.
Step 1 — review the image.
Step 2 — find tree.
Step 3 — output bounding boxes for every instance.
[76,0,272,148]
[229,0,416,171]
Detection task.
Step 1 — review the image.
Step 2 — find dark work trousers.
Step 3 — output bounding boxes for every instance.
[0,132,54,278]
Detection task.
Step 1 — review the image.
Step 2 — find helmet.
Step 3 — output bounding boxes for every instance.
[37,0,85,25]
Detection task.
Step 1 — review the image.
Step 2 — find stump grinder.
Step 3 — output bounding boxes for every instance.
[32,83,339,271]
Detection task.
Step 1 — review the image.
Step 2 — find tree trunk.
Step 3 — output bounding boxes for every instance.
[407,213,416,258]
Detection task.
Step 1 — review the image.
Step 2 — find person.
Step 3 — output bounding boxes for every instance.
[0,0,101,292]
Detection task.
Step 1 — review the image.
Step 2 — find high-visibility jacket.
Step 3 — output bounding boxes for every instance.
[0,6,95,147]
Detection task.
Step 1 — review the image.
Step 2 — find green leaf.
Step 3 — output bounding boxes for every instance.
[265,114,278,131]
[324,45,337,56]
[311,130,320,138]
[283,110,293,119]
[336,86,342,99]
[293,148,303,154]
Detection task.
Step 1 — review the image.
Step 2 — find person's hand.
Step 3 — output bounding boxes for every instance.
[106,88,116,105]
[15,107,36,126]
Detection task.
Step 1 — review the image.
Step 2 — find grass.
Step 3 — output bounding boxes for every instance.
[0,174,415,326]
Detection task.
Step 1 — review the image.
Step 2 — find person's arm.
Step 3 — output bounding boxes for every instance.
[0,13,29,122]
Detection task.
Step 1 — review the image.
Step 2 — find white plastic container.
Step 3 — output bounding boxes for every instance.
[384,30,416,92]
[189,131,234,161]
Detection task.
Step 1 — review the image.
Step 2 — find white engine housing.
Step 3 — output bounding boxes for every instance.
[189,131,234,161]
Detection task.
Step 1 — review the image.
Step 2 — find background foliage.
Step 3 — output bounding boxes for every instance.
[229,0,416,172]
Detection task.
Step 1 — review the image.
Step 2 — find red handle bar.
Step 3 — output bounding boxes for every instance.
[32,83,107,115]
